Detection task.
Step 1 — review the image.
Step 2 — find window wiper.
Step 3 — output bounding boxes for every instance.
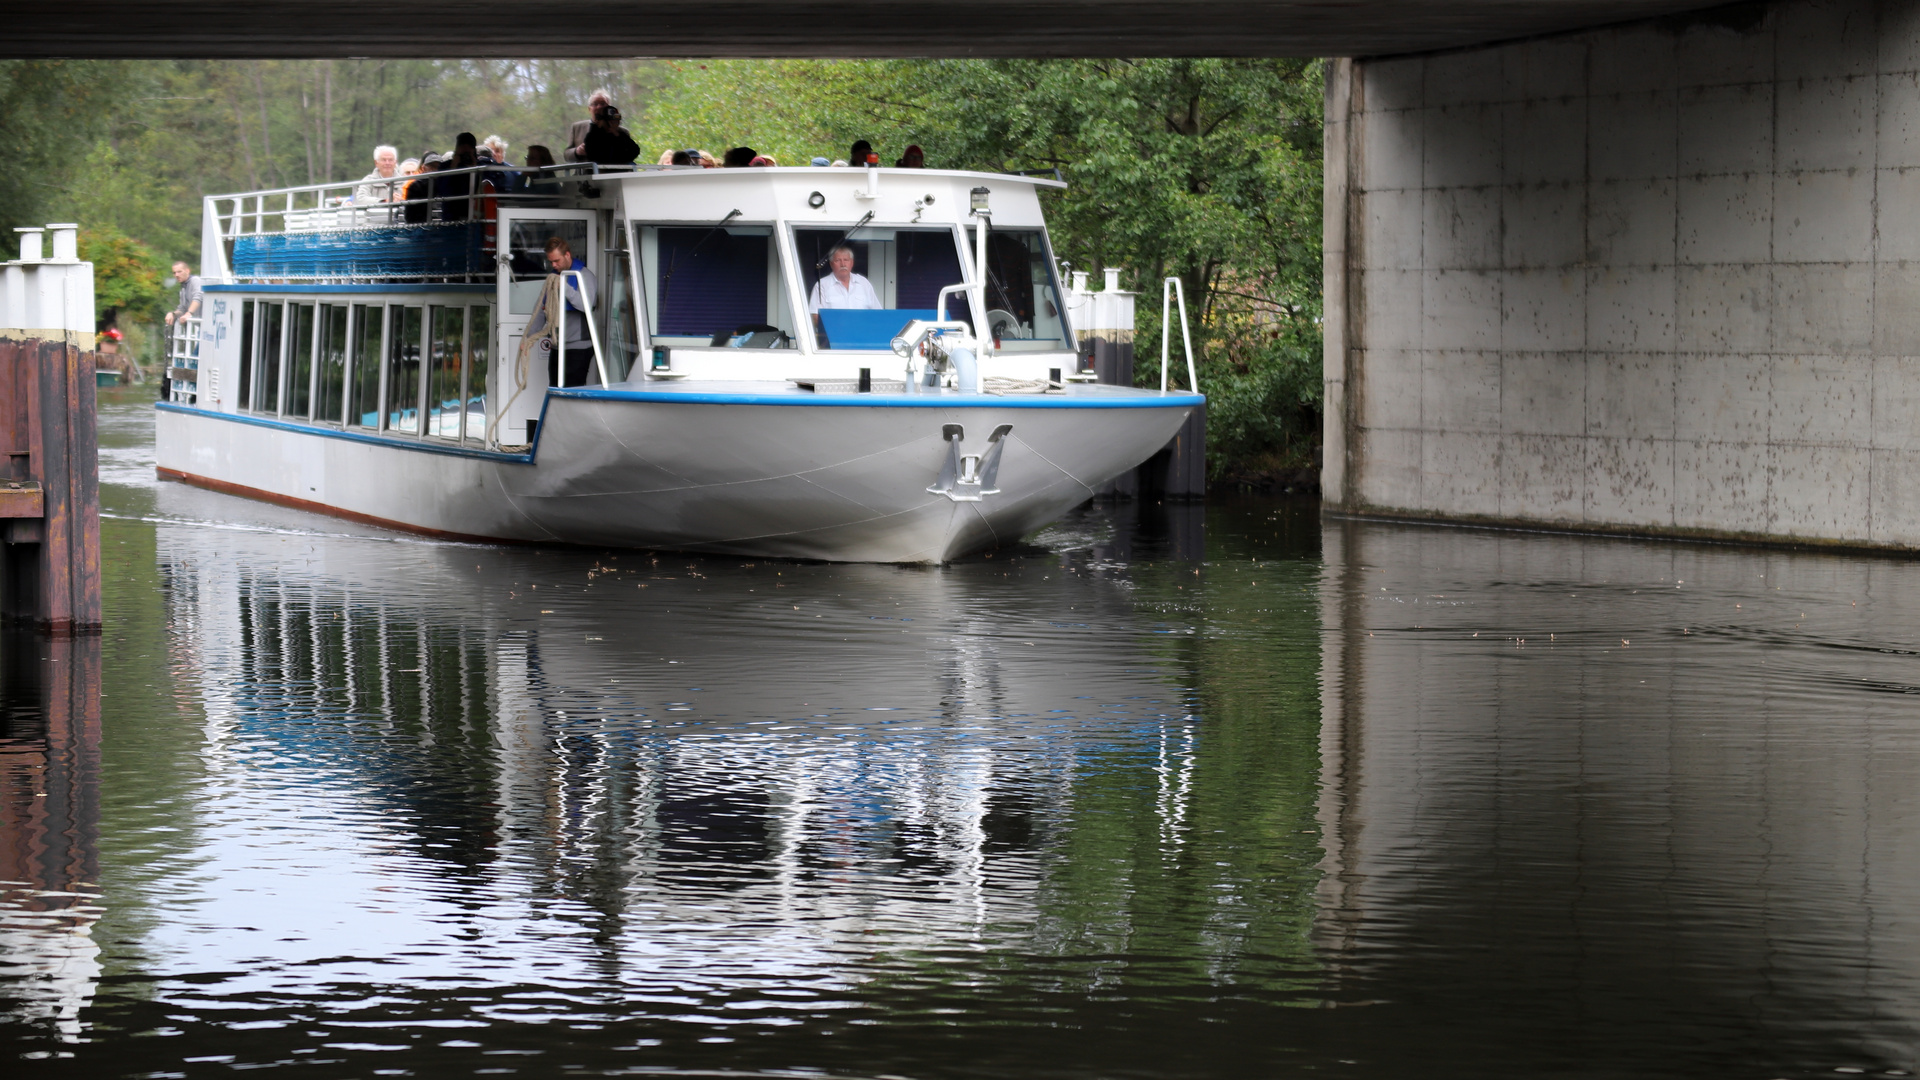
[659,208,742,313]
[814,211,875,271]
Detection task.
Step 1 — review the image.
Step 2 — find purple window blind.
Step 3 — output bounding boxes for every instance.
[656,229,767,336]
[896,231,967,312]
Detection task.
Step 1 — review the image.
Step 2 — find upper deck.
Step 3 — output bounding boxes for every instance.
[198,164,1063,288]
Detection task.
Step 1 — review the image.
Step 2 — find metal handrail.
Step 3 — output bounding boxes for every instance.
[563,270,610,388]
[1160,276,1199,393]
[167,316,202,403]
[168,316,202,364]
[935,281,976,323]
[208,163,591,240]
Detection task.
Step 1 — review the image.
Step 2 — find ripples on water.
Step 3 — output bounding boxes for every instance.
[4,387,1920,1077]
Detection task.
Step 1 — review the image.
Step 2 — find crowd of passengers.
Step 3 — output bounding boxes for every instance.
[350,88,927,213]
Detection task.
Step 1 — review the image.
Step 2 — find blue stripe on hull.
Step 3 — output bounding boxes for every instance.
[548,387,1206,409]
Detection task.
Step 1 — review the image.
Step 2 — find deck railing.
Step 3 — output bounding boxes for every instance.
[206,163,606,284]
[166,316,201,405]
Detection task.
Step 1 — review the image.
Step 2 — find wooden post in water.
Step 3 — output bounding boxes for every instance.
[0,339,101,633]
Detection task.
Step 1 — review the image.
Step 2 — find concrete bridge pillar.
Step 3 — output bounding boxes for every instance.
[1324,0,1920,549]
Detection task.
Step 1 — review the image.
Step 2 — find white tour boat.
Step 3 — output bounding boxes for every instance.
[155,160,1202,562]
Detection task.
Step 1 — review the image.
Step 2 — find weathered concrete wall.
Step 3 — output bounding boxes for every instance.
[1325,0,1920,548]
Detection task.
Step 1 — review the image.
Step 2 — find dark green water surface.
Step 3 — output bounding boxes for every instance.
[4,386,1920,1078]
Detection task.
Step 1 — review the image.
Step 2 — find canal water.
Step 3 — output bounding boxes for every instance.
[5,386,1920,1078]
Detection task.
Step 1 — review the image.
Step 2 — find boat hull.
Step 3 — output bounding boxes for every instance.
[155,386,1200,563]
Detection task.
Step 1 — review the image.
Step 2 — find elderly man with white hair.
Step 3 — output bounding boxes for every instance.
[354,145,401,203]
[482,134,509,164]
[564,89,632,163]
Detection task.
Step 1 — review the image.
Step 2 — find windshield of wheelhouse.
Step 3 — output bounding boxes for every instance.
[638,224,795,349]
[792,225,970,351]
[967,225,1071,352]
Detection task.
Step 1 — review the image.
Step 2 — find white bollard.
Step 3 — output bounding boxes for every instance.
[2,225,96,349]
[47,224,79,261]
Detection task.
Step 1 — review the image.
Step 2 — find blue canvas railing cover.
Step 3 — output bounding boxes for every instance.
[231,222,487,281]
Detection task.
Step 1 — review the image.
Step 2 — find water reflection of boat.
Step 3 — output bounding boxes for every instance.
[0,633,102,1044]
[151,506,1204,955]
[155,165,1201,562]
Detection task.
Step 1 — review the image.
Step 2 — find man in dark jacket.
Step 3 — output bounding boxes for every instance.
[565,90,635,163]
[581,105,639,166]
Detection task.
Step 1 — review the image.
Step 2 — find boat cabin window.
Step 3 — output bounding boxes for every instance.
[638,224,794,349]
[966,227,1071,352]
[286,303,316,419]
[792,226,972,350]
[239,301,255,407]
[467,305,491,440]
[504,218,590,316]
[316,305,348,425]
[602,227,639,381]
[350,305,383,429]
[256,302,285,413]
[231,298,492,445]
[387,306,424,434]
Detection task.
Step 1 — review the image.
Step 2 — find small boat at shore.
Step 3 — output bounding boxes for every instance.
[156,161,1201,562]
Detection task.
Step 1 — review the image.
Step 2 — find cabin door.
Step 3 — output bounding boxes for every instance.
[494,209,600,444]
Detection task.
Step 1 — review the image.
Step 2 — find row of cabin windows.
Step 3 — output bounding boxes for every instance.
[238,300,491,443]
[637,224,1072,351]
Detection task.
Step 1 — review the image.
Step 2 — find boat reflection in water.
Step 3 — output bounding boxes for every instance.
[101,479,1326,1075]
[0,631,101,1047]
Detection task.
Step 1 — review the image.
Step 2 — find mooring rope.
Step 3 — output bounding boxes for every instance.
[487,273,566,449]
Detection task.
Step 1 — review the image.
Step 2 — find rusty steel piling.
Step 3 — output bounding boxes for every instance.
[0,339,102,633]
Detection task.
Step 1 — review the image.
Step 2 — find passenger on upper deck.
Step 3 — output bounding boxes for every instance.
[808,245,880,312]
[896,144,925,168]
[723,147,757,168]
[522,236,600,389]
[581,106,640,166]
[483,135,509,164]
[566,89,635,164]
[402,153,442,224]
[848,140,876,167]
[520,145,559,193]
[430,136,481,221]
[354,145,400,203]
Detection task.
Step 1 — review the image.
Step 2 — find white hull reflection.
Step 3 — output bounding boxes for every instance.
[150,506,1211,991]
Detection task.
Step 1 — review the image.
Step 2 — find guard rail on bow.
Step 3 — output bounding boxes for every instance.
[1161,276,1199,393]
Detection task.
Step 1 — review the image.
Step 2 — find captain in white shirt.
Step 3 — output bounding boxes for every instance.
[808,245,882,311]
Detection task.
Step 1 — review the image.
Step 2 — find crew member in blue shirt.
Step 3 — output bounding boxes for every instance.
[525,236,599,387]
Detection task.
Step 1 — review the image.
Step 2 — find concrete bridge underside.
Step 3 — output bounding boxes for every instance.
[1324,0,1920,552]
[14,1,1723,59]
